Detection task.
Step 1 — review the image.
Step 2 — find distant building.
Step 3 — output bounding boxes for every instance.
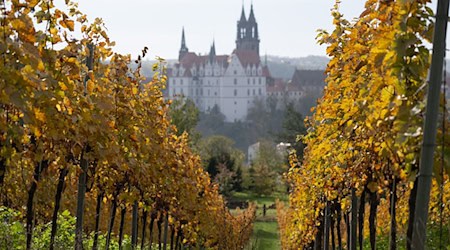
[247,142,260,165]
[267,69,326,109]
[276,142,292,157]
[167,4,271,122]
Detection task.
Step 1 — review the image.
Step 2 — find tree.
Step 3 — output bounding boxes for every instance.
[277,102,307,159]
[214,163,236,197]
[198,135,244,183]
[249,163,277,196]
[168,97,200,140]
[233,166,243,192]
[195,104,226,138]
[249,140,282,195]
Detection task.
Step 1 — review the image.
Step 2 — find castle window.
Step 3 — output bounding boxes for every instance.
[247,89,250,96]
[180,79,183,85]
[234,89,238,96]
[234,70,237,75]
[200,89,203,96]
[253,89,255,96]
[259,88,262,95]
[234,79,237,85]
[215,92,217,96]
[173,79,176,85]
[247,79,250,84]
[208,89,210,96]
[253,78,255,85]
[259,78,261,84]
[234,101,237,105]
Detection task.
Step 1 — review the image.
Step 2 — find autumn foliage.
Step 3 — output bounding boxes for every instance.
[278,0,450,249]
[0,0,255,249]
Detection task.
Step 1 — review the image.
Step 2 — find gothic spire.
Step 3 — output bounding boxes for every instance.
[181,27,187,49]
[248,3,256,23]
[179,27,189,61]
[209,40,216,63]
[240,4,247,23]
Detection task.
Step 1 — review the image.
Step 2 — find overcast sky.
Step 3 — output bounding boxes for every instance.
[75,1,441,60]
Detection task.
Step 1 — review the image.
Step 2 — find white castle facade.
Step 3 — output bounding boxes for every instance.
[167,5,270,122]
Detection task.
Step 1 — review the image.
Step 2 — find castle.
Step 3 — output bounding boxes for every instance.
[167,4,270,122]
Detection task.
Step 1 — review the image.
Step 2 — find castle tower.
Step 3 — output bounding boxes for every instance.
[179,27,189,61]
[236,4,260,55]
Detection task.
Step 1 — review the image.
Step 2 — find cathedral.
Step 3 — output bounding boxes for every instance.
[167,4,270,122]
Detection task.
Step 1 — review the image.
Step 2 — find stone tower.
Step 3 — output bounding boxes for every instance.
[235,4,260,55]
[179,27,189,61]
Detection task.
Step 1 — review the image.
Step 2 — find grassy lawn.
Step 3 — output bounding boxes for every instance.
[230,191,287,249]
[250,221,280,250]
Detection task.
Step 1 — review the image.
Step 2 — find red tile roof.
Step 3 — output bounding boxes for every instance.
[234,49,260,67]
[169,49,261,77]
[291,69,326,86]
[177,53,229,70]
[262,65,271,78]
[267,79,286,93]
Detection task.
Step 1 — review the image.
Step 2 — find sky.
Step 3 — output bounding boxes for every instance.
[75,1,440,60]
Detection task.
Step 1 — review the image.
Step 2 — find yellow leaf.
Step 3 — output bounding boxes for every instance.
[37,61,45,71]
[22,134,30,144]
[130,134,138,142]
[108,120,115,128]
[132,87,139,95]
[56,104,62,112]
[64,20,75,31]
[50,27,58,36]
[33,127,42,138]
[34,108,46,122]
[59,82,68,91]
[27,0,39,8]
[63,97,71,106]
[87,80,95,93]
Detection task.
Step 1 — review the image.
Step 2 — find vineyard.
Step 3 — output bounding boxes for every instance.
[277,0,450,249]
[0,0,255,249]
[3,0,450,249]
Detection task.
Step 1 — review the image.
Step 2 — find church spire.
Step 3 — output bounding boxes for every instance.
[236,3,259,55]
[239,4,246,23]
[209,39,216,63]
[248,3,256,23]
[179,27,189,61]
